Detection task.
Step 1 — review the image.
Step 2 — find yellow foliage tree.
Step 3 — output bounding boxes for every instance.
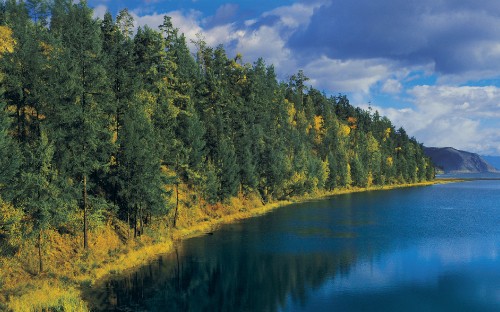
[383,127,391,141]
[339,123,351,137]
[0,198,24,248]
[0,26,16,56]
[367,132,380,153]
[386,156,394,167]
[313,115,325,144]
[346,163,353,186]
[314,115,323,133]
[285,99,296,127]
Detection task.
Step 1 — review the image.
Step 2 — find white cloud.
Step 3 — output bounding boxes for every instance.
[304,56,393,94]
[93,4,108,19]
[234,25,294,70]
[263,2,322,28]
[374,85,500,155]
[382,79,403,94]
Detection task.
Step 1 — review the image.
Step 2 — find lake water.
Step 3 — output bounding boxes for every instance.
[85,180,500,311]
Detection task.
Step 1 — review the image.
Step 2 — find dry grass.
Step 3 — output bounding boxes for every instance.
[1,179,453,311]
[7,281,88,312]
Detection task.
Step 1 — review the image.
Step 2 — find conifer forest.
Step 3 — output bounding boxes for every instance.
[0,0,435,287]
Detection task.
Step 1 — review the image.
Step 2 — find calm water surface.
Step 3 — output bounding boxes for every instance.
[86,180,500,311]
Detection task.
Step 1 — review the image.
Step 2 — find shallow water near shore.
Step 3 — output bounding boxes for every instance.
[85,181,500,311]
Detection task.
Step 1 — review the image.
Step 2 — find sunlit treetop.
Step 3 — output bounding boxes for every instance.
[0,26,16,56]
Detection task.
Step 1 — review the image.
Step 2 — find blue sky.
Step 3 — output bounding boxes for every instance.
[88,0,500,156]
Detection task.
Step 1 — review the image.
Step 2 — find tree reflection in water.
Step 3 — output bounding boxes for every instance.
[85,243,358,311]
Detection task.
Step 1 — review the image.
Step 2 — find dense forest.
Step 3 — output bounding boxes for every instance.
[0,0,434,272]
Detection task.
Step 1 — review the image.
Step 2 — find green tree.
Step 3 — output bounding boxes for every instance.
[325,151,337,190]
[48,0,112,249]
[116,99,167,237]
[100,10,139,208]
[215,134,239,201]
[2,0,50,144]
[351,154,368,187]
[177,103,206,182]
[13,130,70,273]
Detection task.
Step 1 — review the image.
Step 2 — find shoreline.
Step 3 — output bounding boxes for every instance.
[90,179,460,285]
[3,179,461,311]
[173,180,454,241]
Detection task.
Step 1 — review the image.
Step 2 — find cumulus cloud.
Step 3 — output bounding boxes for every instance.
[234,25,295,70]
[382,79,403,94]
[262,2,321,28]
[374,85,500,154]
[303,56,393,94]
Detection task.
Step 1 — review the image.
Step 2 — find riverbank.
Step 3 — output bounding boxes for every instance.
[1,179,459,311]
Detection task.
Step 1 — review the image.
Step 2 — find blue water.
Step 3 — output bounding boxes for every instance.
[86,180,500,311]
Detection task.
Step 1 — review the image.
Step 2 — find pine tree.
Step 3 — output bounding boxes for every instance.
[215,135,239,201]
[177,103,206,180]
[13,129,68,273]
[2,0,49,144]
[326,152,337,190]
[48,0,112,249]
[202,161,219,205]
[116,99,167,237]
[100,10,138,206]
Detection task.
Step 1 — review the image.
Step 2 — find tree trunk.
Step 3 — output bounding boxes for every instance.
[139,205,143,237]
[38,230,43,274]
[173,181,179,228]
[134,204,138,238]
[127,206,130,240]
[83,174,88,250]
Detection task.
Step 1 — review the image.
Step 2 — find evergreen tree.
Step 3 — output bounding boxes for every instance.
[116,99,167,237]
[177,103,206,182]
[13,130,69,273]
[2,0,49,144]
[236,127,258,193]
[100,10,138,206]
[326,152,337,190]
[202,161,219,205]
[215,135,239,200]
[48,0,112,249]
[351,154,368,187]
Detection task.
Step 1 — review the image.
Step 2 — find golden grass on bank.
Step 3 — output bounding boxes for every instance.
[91,240,173,282]
[7,281,88,312]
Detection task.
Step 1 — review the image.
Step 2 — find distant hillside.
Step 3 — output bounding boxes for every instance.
[424,147,497,173]
[481,156,500,171]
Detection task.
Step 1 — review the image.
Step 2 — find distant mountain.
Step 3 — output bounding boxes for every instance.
[481,156,500,171]
[424,147,497,173]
